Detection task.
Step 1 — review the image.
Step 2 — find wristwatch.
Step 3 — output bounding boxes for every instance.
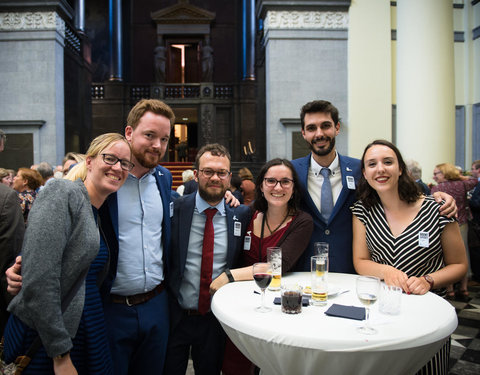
[224,268,235,283]
[423,274,434,290]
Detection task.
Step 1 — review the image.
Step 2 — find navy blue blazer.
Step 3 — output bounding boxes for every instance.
[291,153,361,273]
[167,193,251,304]
[98,165,173,298]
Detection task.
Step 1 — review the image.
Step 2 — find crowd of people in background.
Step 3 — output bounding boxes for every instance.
[0,100,478,375]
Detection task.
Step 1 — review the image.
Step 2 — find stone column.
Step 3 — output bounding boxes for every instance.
[243,0,255,80]
[109,0,123,81]
[396,0,455,182]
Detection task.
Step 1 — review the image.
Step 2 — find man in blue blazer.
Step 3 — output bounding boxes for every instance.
[291,100,456,274]
[165,144,251,375]
[291,100,360,273]
[99,99,175,375]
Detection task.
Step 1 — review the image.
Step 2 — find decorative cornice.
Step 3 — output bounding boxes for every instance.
[152,1,215,25]
[265,10,348,30]
[0,11,64,35]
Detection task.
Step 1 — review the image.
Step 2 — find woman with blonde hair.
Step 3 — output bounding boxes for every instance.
[4,133,132,375]
[431,162,478,299]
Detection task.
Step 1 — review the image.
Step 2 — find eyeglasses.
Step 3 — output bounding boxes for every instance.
[264,177,293,188]
[433,171,443,176]
[199,169,231,179]
[102,153,134,171]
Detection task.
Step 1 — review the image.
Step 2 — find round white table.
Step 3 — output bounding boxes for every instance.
[211,272,457,375]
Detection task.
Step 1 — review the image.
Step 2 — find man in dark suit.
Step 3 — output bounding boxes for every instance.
[0,132,25,337]
[165,143,250,375]
[291,100,455,273]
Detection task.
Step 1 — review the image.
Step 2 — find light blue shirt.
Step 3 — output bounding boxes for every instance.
[112,170,164,295]
[179,193,228,310]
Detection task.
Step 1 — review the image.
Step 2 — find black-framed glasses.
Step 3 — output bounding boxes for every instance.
[102,153,134,171]
[199,169,231,179]
[264,177,293,188]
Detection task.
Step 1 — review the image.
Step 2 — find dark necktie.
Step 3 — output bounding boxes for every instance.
[198,208,218,314]
[320,168,333,222]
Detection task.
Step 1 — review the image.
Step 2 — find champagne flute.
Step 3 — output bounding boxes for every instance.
[356,276,380,334]
[253,262,273,313]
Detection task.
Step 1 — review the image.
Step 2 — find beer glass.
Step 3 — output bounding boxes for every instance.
[310,255,328,306]
[267,247,281,291]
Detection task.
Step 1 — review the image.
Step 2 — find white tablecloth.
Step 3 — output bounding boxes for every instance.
[211,272,457,375]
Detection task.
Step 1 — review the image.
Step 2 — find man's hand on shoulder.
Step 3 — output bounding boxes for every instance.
[432,192,457,218]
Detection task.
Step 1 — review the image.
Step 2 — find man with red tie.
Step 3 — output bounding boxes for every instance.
[165,143,251,375]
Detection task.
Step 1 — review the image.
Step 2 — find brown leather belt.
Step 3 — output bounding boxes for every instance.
[111,283,164,306]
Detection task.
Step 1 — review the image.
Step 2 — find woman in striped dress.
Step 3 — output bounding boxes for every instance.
[351,139,467,375]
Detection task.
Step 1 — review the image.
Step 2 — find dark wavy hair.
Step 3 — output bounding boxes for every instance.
[253,158,301,214]
[300,100,339,130]
[357,139,421,209]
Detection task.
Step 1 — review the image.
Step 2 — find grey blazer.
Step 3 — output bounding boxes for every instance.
[8,179,99,358]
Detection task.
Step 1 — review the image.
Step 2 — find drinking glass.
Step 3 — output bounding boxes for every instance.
[253,262,273,313]
[310,255,328,306]
[267,247,282,291]
[356,276,380,334]
[314,242,329,259]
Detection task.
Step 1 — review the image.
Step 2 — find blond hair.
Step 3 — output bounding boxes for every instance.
[65,133,131,181]
[436,163,462,181]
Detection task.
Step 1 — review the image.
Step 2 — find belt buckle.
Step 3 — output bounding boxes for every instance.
[125,296,133,306]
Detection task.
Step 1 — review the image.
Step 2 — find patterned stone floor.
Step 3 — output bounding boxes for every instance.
[448,282,480,375]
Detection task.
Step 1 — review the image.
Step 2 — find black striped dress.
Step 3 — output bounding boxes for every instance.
[351,196,454,375]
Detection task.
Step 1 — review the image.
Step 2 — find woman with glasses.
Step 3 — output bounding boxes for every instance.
[211,158,313,375]
[4,133,133,375]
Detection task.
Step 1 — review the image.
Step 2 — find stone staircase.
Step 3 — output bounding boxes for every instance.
[161,162,194,190]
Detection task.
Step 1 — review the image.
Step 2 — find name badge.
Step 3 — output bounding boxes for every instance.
[346,176,356,190]
[234,221,242,237]
[169,202,174,218]
[418,231,429,247]
[244,233,251,250]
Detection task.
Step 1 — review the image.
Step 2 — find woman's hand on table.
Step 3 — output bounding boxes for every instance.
[382,266,410,293]
[406,276,430,295]
[210,272,229,295]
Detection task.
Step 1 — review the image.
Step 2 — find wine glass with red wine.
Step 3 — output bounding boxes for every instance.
[253,262,273,313]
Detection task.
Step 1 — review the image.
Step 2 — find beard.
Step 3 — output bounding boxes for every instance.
[308,136,336,157]
[131,143,162,169]
[199,183,227,204]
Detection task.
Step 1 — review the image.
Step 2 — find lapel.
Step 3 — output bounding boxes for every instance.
[153,167,169,229]
[178,194,195,275]
[224,203,236,267]
[329,154,356,223]
[106,193,119,238]
[297,156,322,220]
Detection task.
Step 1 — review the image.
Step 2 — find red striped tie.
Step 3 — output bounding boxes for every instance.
[198,208,217,314]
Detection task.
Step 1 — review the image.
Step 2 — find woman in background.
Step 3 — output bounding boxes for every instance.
[12,168,43,224]
[4,133,132,375]
[431,162,477,299]
[351,140,467,375]
[0,168,13,188]
[238,167,255,206]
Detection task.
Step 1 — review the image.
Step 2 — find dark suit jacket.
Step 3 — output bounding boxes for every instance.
[291,153,361,273]
[98,165,173,298]
[167,193,251,325]
[0,184,24,336]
